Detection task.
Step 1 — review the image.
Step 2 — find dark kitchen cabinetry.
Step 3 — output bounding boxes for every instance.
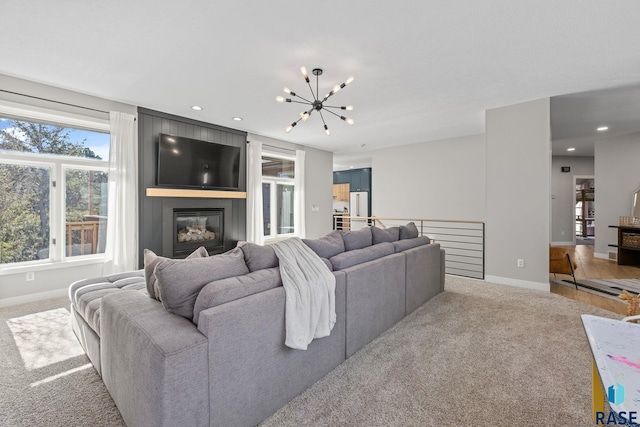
[333,168,371,192]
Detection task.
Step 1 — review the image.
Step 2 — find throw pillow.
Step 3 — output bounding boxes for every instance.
[371,226,400,244]
[399,222,419,240]
[341,227,373,251]
[238,242,279,272]
[144,246,209,300]
[155,247,250,319]
[302,230,345,259]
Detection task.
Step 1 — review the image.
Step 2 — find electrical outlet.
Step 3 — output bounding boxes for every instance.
[26,271,35,281]
[517,259,525,268]
[311,205,320,212]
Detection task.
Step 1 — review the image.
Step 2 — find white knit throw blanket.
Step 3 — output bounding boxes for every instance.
[271,237,336,350]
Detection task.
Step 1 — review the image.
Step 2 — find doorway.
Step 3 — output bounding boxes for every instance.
[574,176,595,245]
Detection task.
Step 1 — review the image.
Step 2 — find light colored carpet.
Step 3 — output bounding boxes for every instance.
[1,276,619,426]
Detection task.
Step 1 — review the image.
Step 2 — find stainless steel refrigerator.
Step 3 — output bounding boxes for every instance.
[349,191,369,230]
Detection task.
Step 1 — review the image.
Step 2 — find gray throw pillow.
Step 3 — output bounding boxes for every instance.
[154,247,249,319]
[302,231,345,259]
[371,226,400,244]
[144,246,208,300]
[399,222,419,240]
[341,227,373,251]
[238,242,279,272]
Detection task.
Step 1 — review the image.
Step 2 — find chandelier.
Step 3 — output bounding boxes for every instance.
[276,67,354,135]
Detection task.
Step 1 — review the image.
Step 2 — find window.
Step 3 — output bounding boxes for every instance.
[0,117,110,266]
[262,154,295,239]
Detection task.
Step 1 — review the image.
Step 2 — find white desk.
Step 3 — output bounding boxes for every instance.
[581,315,640,423]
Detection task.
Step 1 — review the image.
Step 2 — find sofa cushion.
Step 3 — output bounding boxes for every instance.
[192,267,282,325]
[392,236,431,253]
[329,242,394,270]
[399,222,419,240]
[341,227,373,251]
[155,247,250,319]
[69,270,145,336]
[144,246,208,300]
[239,242,279,272]
[371,226,400,244]
[302,231,345,259]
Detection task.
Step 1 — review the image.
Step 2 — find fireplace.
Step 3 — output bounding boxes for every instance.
[173,208,224,257]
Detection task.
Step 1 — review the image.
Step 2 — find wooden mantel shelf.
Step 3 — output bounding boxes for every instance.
[146,188,247,199]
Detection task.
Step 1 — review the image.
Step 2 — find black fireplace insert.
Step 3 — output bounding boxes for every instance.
[173,208,224,257]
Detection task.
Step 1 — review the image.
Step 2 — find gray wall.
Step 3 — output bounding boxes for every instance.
[138,108,247,265]
[594,132,640,257]
[247,134,334,239]
[550,156,594,244]
[371,134,486,221]
[0,74,135,306]
[485,98,551,290]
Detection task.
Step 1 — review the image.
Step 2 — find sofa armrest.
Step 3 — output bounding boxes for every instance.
[100,291,209,427]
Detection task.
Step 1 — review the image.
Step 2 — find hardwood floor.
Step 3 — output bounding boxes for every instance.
[549,243,640,315]
[556,243,640,280]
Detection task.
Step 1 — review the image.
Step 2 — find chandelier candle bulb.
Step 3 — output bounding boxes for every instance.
[324,125,330,135]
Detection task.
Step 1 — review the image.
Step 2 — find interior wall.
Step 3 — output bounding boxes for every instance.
[0,74,136,306]
[485,98,551,291]
[594,132,640,258]
[371,134,486,221]
[247,133,334,239]
[550,156,594,244]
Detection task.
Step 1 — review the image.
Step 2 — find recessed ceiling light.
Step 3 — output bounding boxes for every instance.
[567,147,576,152]
[232,117,243,121]
[349,165,354,169]
[597,126,609,131]
[191,106,203,111]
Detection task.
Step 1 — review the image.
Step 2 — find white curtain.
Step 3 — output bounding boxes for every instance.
[246,140,264,244]
[103,111,138,274]
[294,149,306,238]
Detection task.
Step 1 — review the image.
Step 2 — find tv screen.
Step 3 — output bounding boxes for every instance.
[157,133,241,190]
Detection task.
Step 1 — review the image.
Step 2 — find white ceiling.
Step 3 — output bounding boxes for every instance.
[2,1,640,163]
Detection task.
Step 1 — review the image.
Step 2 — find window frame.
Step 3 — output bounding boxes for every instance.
[0,110,110,273]
[261,151,296,241]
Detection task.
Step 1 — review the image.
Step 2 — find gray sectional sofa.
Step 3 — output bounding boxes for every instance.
[69,224,445,427]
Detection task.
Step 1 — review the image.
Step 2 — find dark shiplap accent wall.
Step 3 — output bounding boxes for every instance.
[137,107,247,266]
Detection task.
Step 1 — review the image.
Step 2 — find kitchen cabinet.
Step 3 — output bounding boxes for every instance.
[332,183,349,201]
[333,168,371,192]
[353,168,371,192]
[333,170,351,184]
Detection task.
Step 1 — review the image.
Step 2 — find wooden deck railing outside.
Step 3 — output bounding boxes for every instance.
[65,221,101,256]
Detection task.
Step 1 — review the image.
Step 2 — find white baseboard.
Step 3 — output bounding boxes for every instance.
[0,288,68,308]
[551,241,574,246]
[593,252,611,260]
[484,275,550,292]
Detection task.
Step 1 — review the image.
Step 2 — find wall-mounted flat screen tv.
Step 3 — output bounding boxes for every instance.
[157,133,241,190]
